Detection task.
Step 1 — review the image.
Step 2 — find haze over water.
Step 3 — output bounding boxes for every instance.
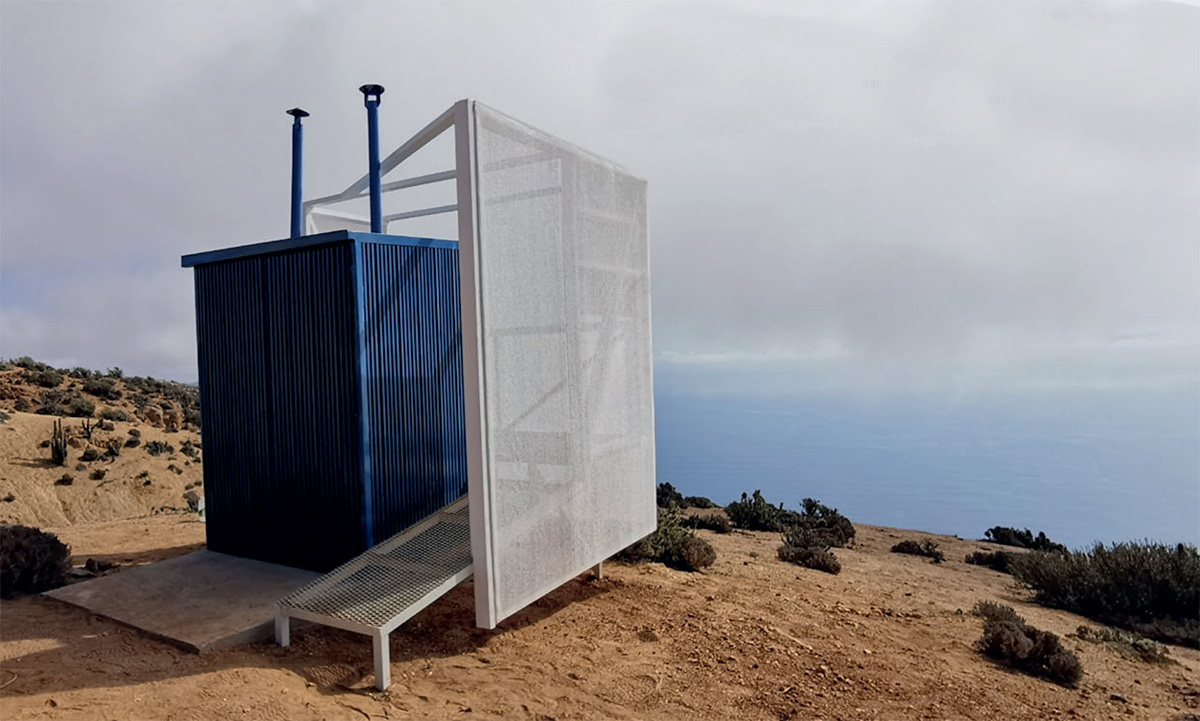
[654,364,1200,550]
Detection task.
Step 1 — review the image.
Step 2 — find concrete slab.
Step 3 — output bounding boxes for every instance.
[45,550,320,653]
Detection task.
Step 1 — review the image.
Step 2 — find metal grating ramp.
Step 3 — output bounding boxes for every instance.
[274,497,472,690]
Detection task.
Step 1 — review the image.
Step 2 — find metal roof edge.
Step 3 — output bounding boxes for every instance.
[181,231,457,267]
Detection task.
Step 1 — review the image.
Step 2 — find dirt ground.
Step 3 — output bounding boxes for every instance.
[2,516,1198,721]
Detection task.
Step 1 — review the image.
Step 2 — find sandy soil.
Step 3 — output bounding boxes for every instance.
[2,517,1198,721]
[0,411,203,529]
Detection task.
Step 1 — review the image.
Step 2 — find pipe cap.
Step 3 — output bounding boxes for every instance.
[359,84,385,103]
[286,107,310,118]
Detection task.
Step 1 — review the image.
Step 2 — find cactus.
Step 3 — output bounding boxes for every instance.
[49,419,68,466]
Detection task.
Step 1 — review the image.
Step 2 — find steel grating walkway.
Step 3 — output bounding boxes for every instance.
[274,497,472,690]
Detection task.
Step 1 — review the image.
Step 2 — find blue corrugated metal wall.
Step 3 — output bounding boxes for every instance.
[190,234,466,572]
[359,242,467,543]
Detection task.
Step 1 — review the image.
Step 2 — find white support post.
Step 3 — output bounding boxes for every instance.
[373,629,391,691]
[275,610,290,647]
[593,561,603,580]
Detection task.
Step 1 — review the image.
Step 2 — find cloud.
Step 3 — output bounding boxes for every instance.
[1,1,1196,390]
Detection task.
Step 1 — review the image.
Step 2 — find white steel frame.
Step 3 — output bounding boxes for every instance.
[294,98,652,638]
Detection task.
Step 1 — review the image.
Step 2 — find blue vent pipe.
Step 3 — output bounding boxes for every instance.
[286,108,309,238]
[360,85,385,233]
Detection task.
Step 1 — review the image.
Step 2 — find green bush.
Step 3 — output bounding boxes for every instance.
[100,407,132,422]
[682,495,718,509]
[656,482,684,508]
[82,378,121,401]
[726,490,787,532]
[31,369,64,388]
[144,440,174,457]
[984,526,1067,554]
[68,398,95,418]
[180,439,200,460]
[792,498,855,548]
[973,601,1082,687]
[683,512,732,534]
[966,550,1017,574]
[1074,625,1172,665]
[778,544,841,574]
[66,367,98,380]
[1010,541,1200,648]
[13,357,50,372]
[892,539,945,563]
[617,507,716,572]
[0,525,71,598]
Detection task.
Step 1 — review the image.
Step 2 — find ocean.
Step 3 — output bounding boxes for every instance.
[653,366,1200,549]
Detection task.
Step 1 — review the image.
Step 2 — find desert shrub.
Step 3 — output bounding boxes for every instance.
[682,495,718,509]
[80,448,100,462]
[778,544,841,574]
[89,468,107,481]
[966,550,1017,574]
[617,507,716,571]
[82,377,121,401]
[892,539,945,563]
[68,398,95,418]
[1075,625,1172,664]
[103,439,121,459]
[656,482,684,508]
[684,513,732,534]
[793,498,855,548]
[124,436,141,448]
[0,410,9,424]
[13,357,50,372]
[49,419,68,466]
[184,408,202,428]
[13,398,31,413]
[726,490,786,532]
[98,420,114,432]
[106,367,123,379]
[100,407,132,422]
[35,398,66,416]
[66,367,98,380]
[144,440,174,457]
[984,526,1067,554]
[100,405,131,422]
[973,601,1083,687]
[1009,541,1200,648]
[54,474,73,486]
[180,439,200,460]
[31,369,64,388]
[0,525,71,598]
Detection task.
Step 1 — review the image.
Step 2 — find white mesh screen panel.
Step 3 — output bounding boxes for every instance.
[468,103,655,626]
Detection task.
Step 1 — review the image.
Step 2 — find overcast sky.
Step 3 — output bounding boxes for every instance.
[1,0,1196,393]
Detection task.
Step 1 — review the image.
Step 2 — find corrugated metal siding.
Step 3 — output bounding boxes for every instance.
[262,243,364,571]
[190,235,465,573]
[194,243,364,572]
[195,257,273,561]
[359,242,468,543]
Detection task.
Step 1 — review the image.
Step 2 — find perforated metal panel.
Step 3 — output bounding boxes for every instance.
[460,103,656,628]
[277,497,471,629]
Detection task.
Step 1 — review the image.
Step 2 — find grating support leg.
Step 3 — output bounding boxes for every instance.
[373,629,390,691]
[276,609,290,647]
[593,561,603,580]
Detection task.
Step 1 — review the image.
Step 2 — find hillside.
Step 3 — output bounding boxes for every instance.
[0,361,202,528]
[1,361,1198,720]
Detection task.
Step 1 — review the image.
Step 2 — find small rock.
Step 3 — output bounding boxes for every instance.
[1109,694,1128,704]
